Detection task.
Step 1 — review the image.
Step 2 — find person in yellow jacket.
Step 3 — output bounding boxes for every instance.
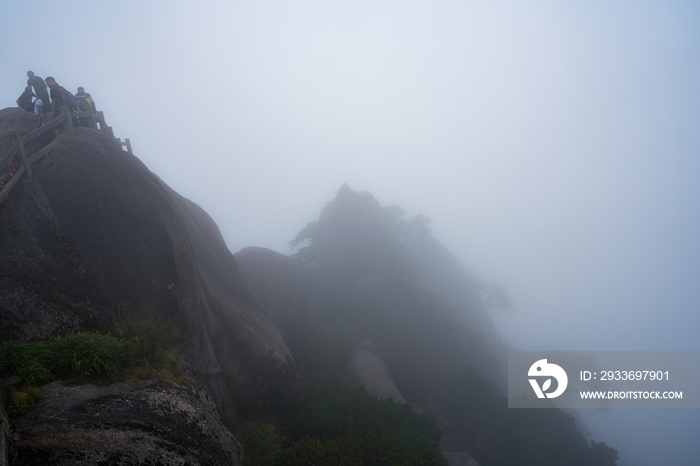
[75,87,96,113]
[75,87,97,128]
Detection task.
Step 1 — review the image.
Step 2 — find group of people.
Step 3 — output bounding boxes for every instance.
[17,71,97,138]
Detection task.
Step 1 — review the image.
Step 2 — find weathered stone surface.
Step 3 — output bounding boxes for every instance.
[10,381,243,465]
[341,340,407,404]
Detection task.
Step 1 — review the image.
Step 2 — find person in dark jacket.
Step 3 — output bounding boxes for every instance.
[16,87,35,112]
[45,77,66,115]
[26,71,50,108]
[45,76,66,133]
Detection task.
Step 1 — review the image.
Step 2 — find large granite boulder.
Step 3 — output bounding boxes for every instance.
[340,340,407,404]
[9,380,243,465]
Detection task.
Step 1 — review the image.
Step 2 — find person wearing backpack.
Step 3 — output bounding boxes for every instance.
[45,76,68,133]
[74,87,97,128]
[46,77,77,113]
[75,87,96,113]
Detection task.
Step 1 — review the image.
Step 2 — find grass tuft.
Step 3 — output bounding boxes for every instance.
[3,386,44,417]
[49,333,135,378]
[111,314,181,366]
[0,341,53,387]
[0,316,185,418]
[0,333,135,387]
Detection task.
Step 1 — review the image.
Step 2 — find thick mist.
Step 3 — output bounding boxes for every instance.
[2,1,699,465]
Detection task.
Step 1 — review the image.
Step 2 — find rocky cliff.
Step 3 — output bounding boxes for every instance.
[0,107,292,462]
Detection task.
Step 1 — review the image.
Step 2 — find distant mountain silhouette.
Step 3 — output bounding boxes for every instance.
[236,184,502,418]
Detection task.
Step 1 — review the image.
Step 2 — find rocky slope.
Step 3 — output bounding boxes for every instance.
[0,107,292,462]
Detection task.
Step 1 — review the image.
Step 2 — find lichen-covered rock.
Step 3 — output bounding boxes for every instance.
[10,380,243,465]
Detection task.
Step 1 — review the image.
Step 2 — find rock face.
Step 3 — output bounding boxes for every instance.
[233,247,312,355]
[10,381,243,465]
[341,340,407,404]
[0,108,291,421]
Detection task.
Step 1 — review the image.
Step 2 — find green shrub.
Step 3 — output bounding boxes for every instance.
[235,420,286,466]
[3,386,43,418]
[0,341,53,386]
[0,333,136,386]
[49,332,135,378]
[276,429,443,466]
[111,314,181,365]
[289,387,443,460]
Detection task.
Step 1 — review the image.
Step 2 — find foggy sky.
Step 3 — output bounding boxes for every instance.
[2,1,699,465]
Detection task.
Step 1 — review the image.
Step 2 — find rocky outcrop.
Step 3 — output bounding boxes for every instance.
[9,380,243,465]
[233,247,312,356]
[341,340,407,404]
[0,108,292,421]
